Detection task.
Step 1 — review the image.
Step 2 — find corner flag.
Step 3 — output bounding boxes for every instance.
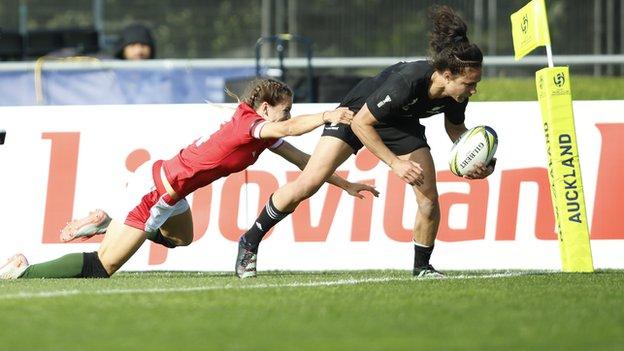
[510,0,551,60]
[510,0,594,272]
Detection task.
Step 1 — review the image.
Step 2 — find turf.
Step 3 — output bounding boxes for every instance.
[1,270,622,351]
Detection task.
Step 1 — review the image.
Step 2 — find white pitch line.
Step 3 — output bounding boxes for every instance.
[0,272,525,300]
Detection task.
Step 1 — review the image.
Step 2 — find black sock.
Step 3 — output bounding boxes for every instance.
[80,251,110,278]
[241,195,291,252]
[413,244,434,268]
[146,231,177,248]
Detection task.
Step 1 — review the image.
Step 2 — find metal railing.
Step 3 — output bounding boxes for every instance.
[0,55,622,72]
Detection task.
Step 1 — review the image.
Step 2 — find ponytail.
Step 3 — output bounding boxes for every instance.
[428,5,483,74]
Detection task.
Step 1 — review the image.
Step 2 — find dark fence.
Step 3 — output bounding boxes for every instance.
[0,0,620,59]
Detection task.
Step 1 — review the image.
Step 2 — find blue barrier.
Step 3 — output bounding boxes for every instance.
[0,63,257,105]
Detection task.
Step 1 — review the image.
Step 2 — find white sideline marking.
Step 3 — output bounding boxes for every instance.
[0,272,524,300]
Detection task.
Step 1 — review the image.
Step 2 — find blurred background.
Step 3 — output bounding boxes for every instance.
[0,0,622,105]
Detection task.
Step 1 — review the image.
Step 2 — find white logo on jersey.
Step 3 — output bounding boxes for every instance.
[402,97,419,111]
[377,95,392,108]
[255,222,263,231]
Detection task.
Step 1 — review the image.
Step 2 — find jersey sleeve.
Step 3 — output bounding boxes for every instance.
[444,99,468,125]
[365,74,413,123]
[268,138,284,149]
[250,118,282,147]
[250,120,268,139]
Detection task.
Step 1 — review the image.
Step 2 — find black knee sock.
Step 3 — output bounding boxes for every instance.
[241,195,292,252]
[80,251,110,278]
[413,244,434,268]
[146,231,177,248]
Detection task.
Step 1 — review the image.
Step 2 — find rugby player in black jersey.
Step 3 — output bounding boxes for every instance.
[237,5,496,278]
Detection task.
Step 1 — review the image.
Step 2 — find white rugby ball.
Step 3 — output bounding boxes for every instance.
[449,125,498,176]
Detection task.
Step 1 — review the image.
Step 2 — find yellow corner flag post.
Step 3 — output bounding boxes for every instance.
[536,68,594,272]
[511,0,594,272]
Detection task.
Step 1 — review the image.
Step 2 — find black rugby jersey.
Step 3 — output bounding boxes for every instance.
[340,60,467,125]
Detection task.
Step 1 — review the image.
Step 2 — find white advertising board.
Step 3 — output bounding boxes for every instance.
[0,101,622,271]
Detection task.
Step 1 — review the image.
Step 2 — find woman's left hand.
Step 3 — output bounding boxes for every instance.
[464,158,496,179]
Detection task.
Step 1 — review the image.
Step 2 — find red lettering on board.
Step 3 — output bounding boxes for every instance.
[126,149,151,172]
[383,173,412,242]
[41,133,80,243]
[40,123,623,268]
[290,171,346,242]
[591,123,624,239]
[352,150,378,241]
[219,171,279,242]
[351,179,376,241]
[355,149,379,171]
[495,168,556,240]
[437,171,489,241]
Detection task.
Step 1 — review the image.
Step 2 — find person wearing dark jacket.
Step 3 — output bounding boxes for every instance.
[115,23,155,60]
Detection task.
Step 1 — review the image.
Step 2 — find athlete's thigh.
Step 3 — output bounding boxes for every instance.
[273,136,355,211]
[160,207,193,242]
[98,219,146,273]
[299,136,354,183]
[399,147,438,199]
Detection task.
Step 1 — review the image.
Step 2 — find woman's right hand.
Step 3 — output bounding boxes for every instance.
[323,107,354,126]
[390,159,424,186]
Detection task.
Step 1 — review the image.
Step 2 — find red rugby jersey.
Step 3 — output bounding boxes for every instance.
[160,103,281,200]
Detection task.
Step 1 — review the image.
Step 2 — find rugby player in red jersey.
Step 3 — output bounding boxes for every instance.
[0,78,378,279]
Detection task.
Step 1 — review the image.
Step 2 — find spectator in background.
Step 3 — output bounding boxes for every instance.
[115,23,155,60]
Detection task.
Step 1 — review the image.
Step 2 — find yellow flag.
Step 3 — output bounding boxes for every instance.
[510,0,551,60]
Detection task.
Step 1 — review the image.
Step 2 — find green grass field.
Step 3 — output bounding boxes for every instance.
[1,270,622,351]
[1,76,622,350]
[473,76,624,101]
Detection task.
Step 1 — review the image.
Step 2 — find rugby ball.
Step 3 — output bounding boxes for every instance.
[449,126,498,176]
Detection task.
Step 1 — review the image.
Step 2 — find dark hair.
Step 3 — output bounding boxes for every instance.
[227,78,293,110]
[114,23,156,59]
[428,5,483,75]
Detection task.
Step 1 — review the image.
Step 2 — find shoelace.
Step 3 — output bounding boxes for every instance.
[243,252,256,266]
[239,250,256,268]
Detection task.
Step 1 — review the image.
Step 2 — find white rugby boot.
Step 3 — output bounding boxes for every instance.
[413,264,445,278]
[0,254,29,279]
[60,209,111,242]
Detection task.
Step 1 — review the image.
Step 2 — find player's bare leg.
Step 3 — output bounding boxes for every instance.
[4,220,146,279]
[61,206,194,249]
[97,220,147,275]
[402,148,444,277]
[272,137,354,211]
[158,209,194,247]
[236,137,353,278]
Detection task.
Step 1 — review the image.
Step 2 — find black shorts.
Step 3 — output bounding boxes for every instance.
[321,121,430,156]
